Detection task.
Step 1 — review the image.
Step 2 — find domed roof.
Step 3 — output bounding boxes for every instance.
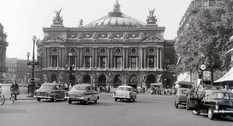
[85,1,145,27]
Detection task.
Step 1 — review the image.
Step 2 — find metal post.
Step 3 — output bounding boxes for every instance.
[27,36,38,97]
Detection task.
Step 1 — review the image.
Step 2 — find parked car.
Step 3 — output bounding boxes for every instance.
[113,85,137,102]
[174,81,193,108]
[150,82,163,95]
[188,89,233,120]
[67,84,99,105]
[34,83,68,102]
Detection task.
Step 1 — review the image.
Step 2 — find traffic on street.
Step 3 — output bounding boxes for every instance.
[0,92,232,126]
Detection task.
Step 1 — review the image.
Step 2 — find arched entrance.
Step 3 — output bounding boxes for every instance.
[146,75,156,88]
[83,75,91,83]
[98,75,106,87]
[50,73,57,83]
[129,75,137,89]
[113,75,122,88]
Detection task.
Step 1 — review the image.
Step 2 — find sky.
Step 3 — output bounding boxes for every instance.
[0,0,192,59]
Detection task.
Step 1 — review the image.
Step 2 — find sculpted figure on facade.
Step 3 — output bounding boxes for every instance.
[58,73,63,83]
[140,75,147,83]
[43,74,48,83]
[146,8,157,24]
[78,19,83,27]
[77,32,83,39]
[123,32,129,40]
[113,0,121,12]
[157,74,162,82]
[93,32,98,39]
[108,32,114,39]
[53,9,63,24]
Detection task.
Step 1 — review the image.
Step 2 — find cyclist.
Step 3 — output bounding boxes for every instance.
[10,80,19,100]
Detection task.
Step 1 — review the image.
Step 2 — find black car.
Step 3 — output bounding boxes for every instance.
[187,89,233,120]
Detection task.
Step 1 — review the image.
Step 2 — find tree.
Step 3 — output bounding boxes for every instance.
[174,0,233,84]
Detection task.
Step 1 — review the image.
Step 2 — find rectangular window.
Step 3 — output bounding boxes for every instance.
[148,57,154,68]
[100,56,106,68]
[131,56,136,68]
[0,58,2,67]
[209,0,216,6]
[84,56,91,68]
[202,0,209,7]
[116,56,121,68]
[165,57,170,64]
[51,56,57,67]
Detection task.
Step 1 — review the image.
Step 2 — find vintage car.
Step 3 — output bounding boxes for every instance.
[188,89,233,120]
[150,82,163,95]
[34,83,67,102]
[174,81,193,108]
[67,84,99,105]
[113,85,137,102]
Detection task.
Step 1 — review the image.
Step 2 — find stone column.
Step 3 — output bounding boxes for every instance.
[157,48,159,69]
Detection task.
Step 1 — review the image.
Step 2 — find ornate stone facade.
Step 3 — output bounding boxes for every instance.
[0,23,8,82]
[36,1,176,89]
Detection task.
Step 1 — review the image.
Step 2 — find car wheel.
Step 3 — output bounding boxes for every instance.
[52,96,57,102]
[208,107,214,120]
[68,99,72,104]
[37,98,41,101]
[94,100,97,103]
[174,101,178,108]
[115,98,118,102]
[0,95,5,105]
[192,110,200,115]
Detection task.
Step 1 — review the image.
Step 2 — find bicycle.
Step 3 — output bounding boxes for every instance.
[10,93,16,104]
[0,89,5,105]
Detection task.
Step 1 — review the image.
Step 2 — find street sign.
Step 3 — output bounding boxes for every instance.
[200,64,206,71]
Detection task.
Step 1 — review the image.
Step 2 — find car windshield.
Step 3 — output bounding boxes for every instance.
[118,87,132,91]
[40,85,55,89]
[72,85,88,91]
[179,84,192,88]
[210,92,233,99]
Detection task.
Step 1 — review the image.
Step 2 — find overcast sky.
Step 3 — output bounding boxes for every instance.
[0,0,192,59]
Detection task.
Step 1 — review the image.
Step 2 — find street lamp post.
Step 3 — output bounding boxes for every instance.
[66,53,75,87]
[26,36,39,97]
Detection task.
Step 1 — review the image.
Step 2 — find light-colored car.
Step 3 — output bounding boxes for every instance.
[67,84,99,105]
[34,83,67,102]
[113,85,137,102]
[174,81,193,108]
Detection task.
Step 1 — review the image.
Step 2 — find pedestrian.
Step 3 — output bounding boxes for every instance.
[107,86,110,93]
[10,80,20,100]
[142,87,145,94]
[99,86,102,93]
[64,83,69,91]
[223,85,229,91]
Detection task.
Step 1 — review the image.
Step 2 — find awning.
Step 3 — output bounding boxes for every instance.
[214,67,233,83]
[175,72,190,84]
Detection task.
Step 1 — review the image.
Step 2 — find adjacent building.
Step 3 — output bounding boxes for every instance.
[176,0,226,85]
[0,23,8,83]
[36,1,176,89]
[5,58,31,83]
